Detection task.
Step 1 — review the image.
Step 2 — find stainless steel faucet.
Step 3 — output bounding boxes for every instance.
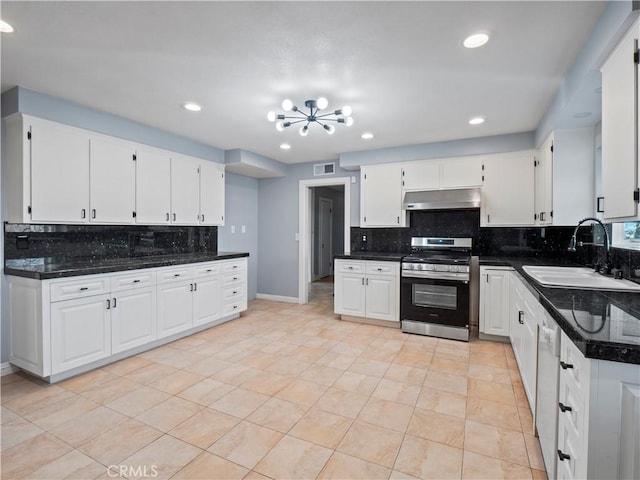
[568,217,611,274]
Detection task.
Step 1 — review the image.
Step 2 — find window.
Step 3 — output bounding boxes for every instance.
[612,222,640,249]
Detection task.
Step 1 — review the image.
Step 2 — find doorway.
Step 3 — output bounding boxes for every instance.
[298,178,351,304]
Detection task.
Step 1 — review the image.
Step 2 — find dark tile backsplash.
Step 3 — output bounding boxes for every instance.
[4,223,218,264]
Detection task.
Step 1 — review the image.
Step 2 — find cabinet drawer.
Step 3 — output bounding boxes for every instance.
[223,271,245,286]
[365,262,398,276]
[222,285,245,302]
[336,260,364,273]
[223,300,246,316]
[157,266,194,284]
[221,261,245,274]
[50,277,110,302]
[560,332,590,395]
[110,270,156,292]
[194,263,220,277]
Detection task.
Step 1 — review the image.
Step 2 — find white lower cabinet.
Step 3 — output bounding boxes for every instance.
[556,331,640,480]
[334,259,399,322]
[8,257,248,381]
[50,294,112,374]
[479,266,511,337]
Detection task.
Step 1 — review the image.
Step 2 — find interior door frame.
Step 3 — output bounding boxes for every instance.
[315,196,333,280]
[298,177,351,304]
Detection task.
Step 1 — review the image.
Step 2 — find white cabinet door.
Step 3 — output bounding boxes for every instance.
[89,137,136,224]
[157,282,194,339]
[365,275,397,322]
[29,117,90,223]
[535,135,554,225]
[50,294,111,374]
[193,276,221,326]
[111,286,156,354]
[601,21,639,220]
[199,161,225,226]
[479,268,510,337]
[334,273,366,316]
[171,155,200,225]
[482,152,535,226]
[441,156,482,188]
[520,294,538,411]
[136,147,171,224]
[361,164,404,227]
[402,161,440,191]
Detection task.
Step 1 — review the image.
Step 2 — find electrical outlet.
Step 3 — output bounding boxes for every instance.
[362,235,367,242]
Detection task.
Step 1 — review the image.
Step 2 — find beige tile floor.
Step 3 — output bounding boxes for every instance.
[1,283,547,480]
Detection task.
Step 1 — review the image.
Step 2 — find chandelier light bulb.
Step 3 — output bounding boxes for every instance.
[316,97,329,110]
[324,124,335,135]
[282,99,294,111]
[341,105,352,117]
[275,121,285,132]
[345,117,354,127]
[267,111,276,122]
[300,125,309,136]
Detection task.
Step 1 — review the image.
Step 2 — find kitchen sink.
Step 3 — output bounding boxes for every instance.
[522,265,640,292]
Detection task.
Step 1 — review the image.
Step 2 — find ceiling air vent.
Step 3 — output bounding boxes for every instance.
[313,162,335,176]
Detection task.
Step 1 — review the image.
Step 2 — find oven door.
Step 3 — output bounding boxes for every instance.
[400,275,470,328]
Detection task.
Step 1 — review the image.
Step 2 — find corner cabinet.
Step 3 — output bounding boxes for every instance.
[600,18,640,221]
[479,266,511,338]
[360,164,407,227]
[334,259,400,323]
[3,113,225,226]
[481,151,536,226]
[7,257,247,382]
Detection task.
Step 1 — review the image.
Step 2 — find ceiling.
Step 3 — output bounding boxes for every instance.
[1,1,607,165]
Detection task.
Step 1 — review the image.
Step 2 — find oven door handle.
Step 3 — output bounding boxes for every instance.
[402,271,469,283]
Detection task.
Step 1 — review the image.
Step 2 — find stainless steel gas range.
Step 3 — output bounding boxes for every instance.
[400,237,474,342]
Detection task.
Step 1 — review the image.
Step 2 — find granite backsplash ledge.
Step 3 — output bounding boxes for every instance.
[4,223,218,264]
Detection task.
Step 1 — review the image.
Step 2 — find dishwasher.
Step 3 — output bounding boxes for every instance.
[535,312,561,480]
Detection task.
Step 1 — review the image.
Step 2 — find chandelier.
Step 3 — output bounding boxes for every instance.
[267,97,353,136]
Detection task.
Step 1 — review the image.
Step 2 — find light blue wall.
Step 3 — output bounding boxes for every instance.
[218,173,259,300]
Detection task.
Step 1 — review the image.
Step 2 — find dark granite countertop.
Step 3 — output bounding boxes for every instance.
[481,256,640,365]
[4,252,249,280]
[334,252,405,262]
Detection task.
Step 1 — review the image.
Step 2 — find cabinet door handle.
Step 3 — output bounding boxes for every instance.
[112,297,117,308]
[397,216,400,224]
[560,361,574,370]
[557,450,571,462]
[366,278,369,285]
[518,311,524,324]
[361,278,364,285]
[133,279,140,283]
[81,209,86,219]
[540,212,545,222]
[79,287,89,291]
[194,283,197,291]
[558,402,572,413]
[92,209,96,219]
[106,299,111,310]
[202,214,205,222]
[597,197,604,213]
[173,213,176,221]
[487,214,490,223]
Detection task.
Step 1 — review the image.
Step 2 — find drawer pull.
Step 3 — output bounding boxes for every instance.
[174,273,181,277]
[377,268,382,271]
[79,287,89,291]
[133,279,140,283]
[233,276,238,280]
[233,305,238,309]
[557,450,571,462]
[558,402,572,413]
[206,269,213,272]
[348,266,354,270]
[233,290,238,294]
[233,265,239,269]
[560,361,574,370]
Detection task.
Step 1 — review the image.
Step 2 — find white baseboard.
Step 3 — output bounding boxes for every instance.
[1,362,20,377]
[256,293,299,304]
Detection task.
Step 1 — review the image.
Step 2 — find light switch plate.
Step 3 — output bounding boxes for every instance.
[231,225,236,234]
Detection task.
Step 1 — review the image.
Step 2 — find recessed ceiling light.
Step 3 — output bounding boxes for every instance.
[573,112,592,118]
[361,132,374,140]
[182,102,202,112]
[469,117,485,125]
[463,33,489,49]
[280,143,291,150]
[0,20,14,33]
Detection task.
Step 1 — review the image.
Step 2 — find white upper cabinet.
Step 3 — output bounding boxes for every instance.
[15,115,91,223]
[401,156,482,192]
[535,129,595,226]
[135,146,172,224]
[481,151,535,226]
[4,113,225,226]
[199,161,225,226]
[89,136,136,224]
[171,154,201,225]
[361,164,406,227]
[601,19,639,221]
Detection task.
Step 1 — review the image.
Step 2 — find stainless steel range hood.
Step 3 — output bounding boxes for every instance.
[403,188,481,210]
